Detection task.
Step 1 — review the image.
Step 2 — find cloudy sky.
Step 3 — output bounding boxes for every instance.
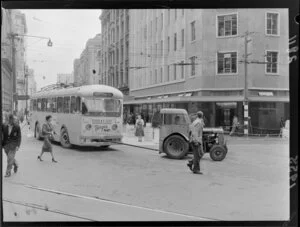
[21,10,102,90]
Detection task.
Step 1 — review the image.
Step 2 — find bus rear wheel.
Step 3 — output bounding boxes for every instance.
[60,128,72,148]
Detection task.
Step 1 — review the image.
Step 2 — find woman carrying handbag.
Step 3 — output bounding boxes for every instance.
[37,115,58,162]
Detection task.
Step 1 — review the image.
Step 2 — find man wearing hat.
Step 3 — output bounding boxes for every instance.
[2,114,22,177]
[187,111,205,174]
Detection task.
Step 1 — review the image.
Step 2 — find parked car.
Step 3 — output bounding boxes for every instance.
[282,120,289,138]
[158,108,228,161]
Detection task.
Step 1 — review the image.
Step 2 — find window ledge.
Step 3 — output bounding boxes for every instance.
[216,73,238,76]
[265,34,280,37]
[217,35,238,39]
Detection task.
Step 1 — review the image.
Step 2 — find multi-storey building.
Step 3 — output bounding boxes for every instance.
[57,73,74,85]
[1,9,14,112]
[73,34,102,86]
[11,10,27,112]
[99,9,130,96]
[126,9,289,132]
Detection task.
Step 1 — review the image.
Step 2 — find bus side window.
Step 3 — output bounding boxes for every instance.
[70,96,76,113]
[41,98,47,112]
[52,98,57,113]
[37,99,42,112]
[63,97,70,113]
[47,98,52,112]
[30,100,33,111]
[33,99,37,111]
[57,97,63,113]
[76,97,81,114]
[82,102,88,115]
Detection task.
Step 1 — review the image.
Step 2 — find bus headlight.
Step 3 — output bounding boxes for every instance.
[112,124,118,131]
[85,124,92,130]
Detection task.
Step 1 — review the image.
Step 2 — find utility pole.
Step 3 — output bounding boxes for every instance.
[242,31,254,136]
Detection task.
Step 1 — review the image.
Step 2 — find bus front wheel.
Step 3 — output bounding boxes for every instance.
[60,128,72,148]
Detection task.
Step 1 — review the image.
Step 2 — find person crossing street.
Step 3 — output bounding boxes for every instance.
[2,114,22,177]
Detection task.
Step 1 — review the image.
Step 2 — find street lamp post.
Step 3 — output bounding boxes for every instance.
[10,32,53,113]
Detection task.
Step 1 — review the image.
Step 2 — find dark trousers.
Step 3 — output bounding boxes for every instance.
[190,142,203,172]
[4,144,18,174]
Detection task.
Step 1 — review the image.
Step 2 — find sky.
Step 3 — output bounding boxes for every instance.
[21,10,102,90]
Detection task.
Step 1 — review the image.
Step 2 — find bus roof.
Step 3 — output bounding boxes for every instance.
[31,84,124,99]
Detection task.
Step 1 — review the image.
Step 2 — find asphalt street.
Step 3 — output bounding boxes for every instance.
[2,125,290,221]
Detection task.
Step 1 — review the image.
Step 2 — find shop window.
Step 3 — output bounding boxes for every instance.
[52,98,57,113]
[41,98,47,112]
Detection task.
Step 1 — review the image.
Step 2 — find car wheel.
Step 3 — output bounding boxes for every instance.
[60,128,72,148]
[209,145,227,161]
[35,123,42,140]
[163,135,189,159]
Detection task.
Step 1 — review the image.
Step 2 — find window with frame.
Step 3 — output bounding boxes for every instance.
[266,13,279,35]
[217,14,237,37]
[63,97,70,113]
[167,36,170,52]
[164,114,186,125]
[190,56,196,76]
[161,40,163,56]
[150,71,153,85]
[160,68,163,83]
[266,51,278,74]
[191,21,196,41]
[181,29,184,47]
[217,52,237,74]
[168,9,170,24]
[155,69,158,84]
[155,17,158,31]
[71,96,77,113]
[167,65,170,81]
[174,33,177,51]
[57,97,63,113]
[161,13,163,30]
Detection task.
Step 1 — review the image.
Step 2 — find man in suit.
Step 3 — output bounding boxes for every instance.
[2,114,22,177]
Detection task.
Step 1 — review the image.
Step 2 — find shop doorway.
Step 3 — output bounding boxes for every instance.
[216,102,237,131]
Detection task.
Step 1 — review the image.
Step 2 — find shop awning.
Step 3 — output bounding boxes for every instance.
[124,96,244,105]
[248,96,289,102]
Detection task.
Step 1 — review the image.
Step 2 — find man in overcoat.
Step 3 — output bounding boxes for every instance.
[2,114,22,177]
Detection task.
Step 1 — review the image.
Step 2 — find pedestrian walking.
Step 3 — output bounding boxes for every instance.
[279,117,285,137]
[135,114,145,142]
[229,115,239,136]
[2,114,21,177]
[37,115,58,162]
[187,111,205,174]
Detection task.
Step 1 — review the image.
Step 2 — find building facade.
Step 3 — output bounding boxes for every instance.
[1,9,14,112]
[11,10,28,113]
[99,9,130,95]
[73,34,102,86]
[57,73,74,85]
[126,9,289,132]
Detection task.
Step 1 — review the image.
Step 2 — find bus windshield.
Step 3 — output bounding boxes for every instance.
[82,98,121,116]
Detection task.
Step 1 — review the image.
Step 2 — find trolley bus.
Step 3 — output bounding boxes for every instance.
[29,84,123,148]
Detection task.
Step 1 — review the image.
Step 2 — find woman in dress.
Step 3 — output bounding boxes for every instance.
[135,114,145,142]
[37,115,58,162]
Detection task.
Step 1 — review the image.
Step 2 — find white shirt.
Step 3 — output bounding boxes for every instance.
[8,124,13,135]
[189,118,204,143]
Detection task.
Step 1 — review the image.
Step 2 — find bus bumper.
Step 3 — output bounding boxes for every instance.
[79,136,122,147]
